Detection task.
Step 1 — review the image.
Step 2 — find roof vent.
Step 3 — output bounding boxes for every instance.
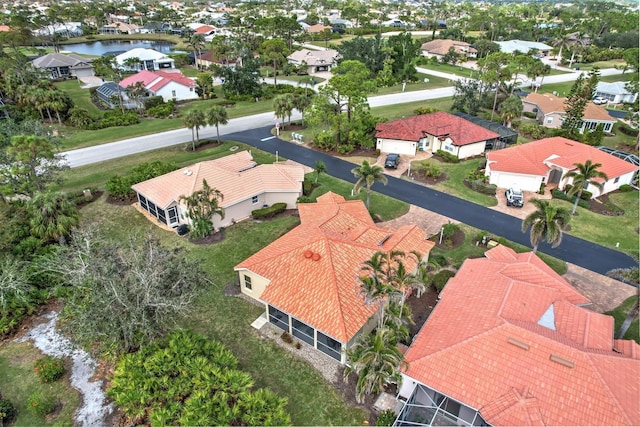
[183,169,193,176]
[303,250,313,259]
[549,354,575,368]
[507,337,530,350]
[311,252,321,261]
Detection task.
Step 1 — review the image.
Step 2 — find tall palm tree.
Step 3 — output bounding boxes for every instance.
[293,92,312,126]
[344,327,407,404]
[564,160,608,215]
[500,95,523,128]
[29,191,79,244]
[552,33,574,66]
[521,198,571,253]
[206,106,228,143]
[189,34,206,70]
[314,160,326,183]
[183,109,206,151]
[352,160,388,211]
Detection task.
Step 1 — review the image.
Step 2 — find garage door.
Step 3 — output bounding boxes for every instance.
[492,172,540,192]
[378,139,415,155]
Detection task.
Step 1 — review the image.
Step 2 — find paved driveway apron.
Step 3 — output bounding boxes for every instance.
[228,126,638,277]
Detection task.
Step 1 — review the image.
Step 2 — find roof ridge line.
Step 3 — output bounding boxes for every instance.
[584,353,633,425]
[324,240,349,342]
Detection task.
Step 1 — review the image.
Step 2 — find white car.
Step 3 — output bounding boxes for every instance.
[593,96,607,105]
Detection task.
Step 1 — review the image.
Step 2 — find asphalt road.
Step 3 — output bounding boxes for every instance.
[226,126,637,277]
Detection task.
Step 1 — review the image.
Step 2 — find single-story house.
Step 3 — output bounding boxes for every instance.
[420,39,477,60]
[595,81,638,104]
[196,50,238,69]
[140,22,173,34]
[522,92,616,133]
[119,70,197,103]
[132,151,305,230]
[115,48,175,71]
[397,245,640,427]
[194,24,217,35]
[486,136,638,195]
[34,22,83,37]
[95,81,137,109]
[32,53,95,79]
[98,22,140,34]
[287,48,340,74]
[305,23,330,34]
[496,39,552,56]
[234,192,435,364]
[375,112,500,158]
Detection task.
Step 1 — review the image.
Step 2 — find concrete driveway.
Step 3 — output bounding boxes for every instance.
[375,152,432,178]
[491,188,554,220]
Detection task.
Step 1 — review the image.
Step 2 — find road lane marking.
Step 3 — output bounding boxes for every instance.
[261,136,276,141]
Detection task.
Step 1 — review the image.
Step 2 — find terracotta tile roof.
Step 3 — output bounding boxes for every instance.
[131,151,304,209]
[235,192,435,343]
[420,39,476,56]
[404,246,640,426]
[375,112,500,146]
[487,136,638,179]
[287,48,339,66]
[523,92,614,121]
[120,70,195,92]
[306,23,329,33]
[194,25,215,34]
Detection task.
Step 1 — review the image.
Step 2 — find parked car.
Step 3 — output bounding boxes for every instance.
[593,96,607,105]
[505,188,524,207]
[384,153,400,169]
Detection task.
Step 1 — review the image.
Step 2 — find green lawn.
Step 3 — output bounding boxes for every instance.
[0,342,81,426]
[371,97,454,121]
[374,73,451,96]
[54,80,103,119]
[605,296,639,343]
[416,62,476,78]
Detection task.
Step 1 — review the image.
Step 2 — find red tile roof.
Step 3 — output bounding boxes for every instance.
[404,246,640,426]
[119,70,195,92]
[194,25,215,34]
[235,192,435,343]
[375,112,500,146]
[487,136,638,179]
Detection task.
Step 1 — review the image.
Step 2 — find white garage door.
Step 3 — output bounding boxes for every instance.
[492,172,540,192]
[378,139,415,155]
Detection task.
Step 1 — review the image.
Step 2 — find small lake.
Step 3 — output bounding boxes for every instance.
[54,40,178,56]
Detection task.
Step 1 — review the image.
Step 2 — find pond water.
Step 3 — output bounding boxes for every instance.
[54,40,177,56]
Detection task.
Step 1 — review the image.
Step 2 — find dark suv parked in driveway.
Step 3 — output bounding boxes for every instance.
[384,153,400,169]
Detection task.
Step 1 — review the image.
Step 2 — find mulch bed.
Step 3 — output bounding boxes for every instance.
[190,140,223,152]
[585,193,625,216]
[76,190,104,208]
[106,194,137,206]
[404,171,448,186]
[188,229,226,245]
[428,228,466,250]
[406,288,440,337]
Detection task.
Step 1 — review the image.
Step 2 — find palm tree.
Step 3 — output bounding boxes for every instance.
[183,109,206,151]
[564,160,608,215]
[29,191,79,244]
[293,93,312,126]
[552,33,574,66]
[314,160,326,183]
[189,34,206,70]
[352,160,388,211]
[206,106,228,143]
[500,95,523,128]
[344,327,407,404]
[521,198,571,253]
[180,179,224,238]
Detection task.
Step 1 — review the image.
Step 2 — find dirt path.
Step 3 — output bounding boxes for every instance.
[16,311,113,427]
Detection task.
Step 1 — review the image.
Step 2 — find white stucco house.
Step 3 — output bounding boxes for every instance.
[594,81,638,104]
[131,151,306,230]
[119,70,197,103]
[287,48,340,74]
[115,48,175,71]
[375,112,500,158]
[486,136,638,195]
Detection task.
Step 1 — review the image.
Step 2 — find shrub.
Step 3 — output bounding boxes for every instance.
[617,122,639,137]
[144,96,164,109]
[0,397,16,424]
[471,179,497,195]
[442,222,459,239]
[420,161,441,178]
[34,356,65,383]
[429,254,448,268]
[523,112,537,119]
[413,106,439,115]
[106,161,178,200]
[432,270,455,292]
[27,392,56,416]
[297,196,313,203]
[539,183,546,194]
[313,131,335,151]
[252,202,287,219]
[281,332,293,344]
[551,189,590,209]
[618,184,633,192]
[303,178,313,196]
[435,150,459,163]
[376,409,397,426]
[336,143,355,154]
[564,184,592,200]
[147,101,175,118]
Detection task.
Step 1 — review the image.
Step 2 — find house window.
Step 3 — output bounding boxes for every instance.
[291,317,314,346]
[317,331,341,361]
[167,207,178,225]
[139,194,148,210]
[444,143,454,153]
[252,195,259,204]
[171,90,176,98]
[189,87,193,92]
[268,306,289,331]
[545,118,553,124]
[157,208,167,224]
[243,275,252,290]
[614,177,619,184]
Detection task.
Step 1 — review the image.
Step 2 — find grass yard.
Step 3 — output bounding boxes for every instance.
[77,195,368,426]
[416,62,476,78]
[605,296,639,343]
[411,157,498,207]
[0,342,81,426]
[371,97,454,121]
[54,80,103,119]
[555,190,639,256]
[375,73,451,95]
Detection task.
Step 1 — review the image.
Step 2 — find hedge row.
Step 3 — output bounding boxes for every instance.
[252,202,287,219]
[551,189,590,209]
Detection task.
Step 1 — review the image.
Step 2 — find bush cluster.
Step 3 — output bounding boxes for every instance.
[435,150,460,163]
[147,101,175,118]
[27,392,56,416]
[251,202,287,219]
[617,123,639,137]
[419,161,441,178]
[551,189,590,209]
[376,409,397,426]
[313,131,335,151]
[618,184,633,192]
[34,356,65,383]
[87,111,139,130]
[470,179,497,195]
[0,396,16,424]
[106,161,178,200]
[442,222,460,239]
[432,270,455,292]
[144,96,165,110]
